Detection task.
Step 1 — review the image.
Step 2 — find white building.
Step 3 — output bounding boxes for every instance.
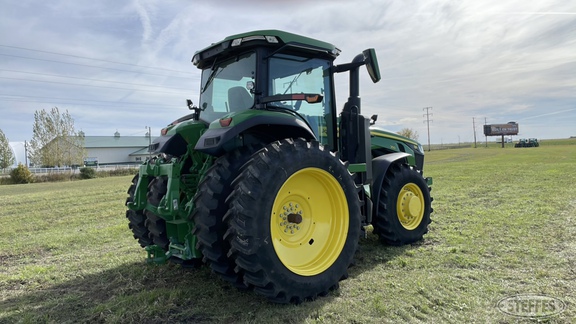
[8,132,156,167]
[83,132,156,165]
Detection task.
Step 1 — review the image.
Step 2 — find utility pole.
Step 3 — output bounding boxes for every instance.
[146,126,152,161]
[24,140,28,167]
[423,107,432,151]
[484,117,488,148]
[472,117,477,148]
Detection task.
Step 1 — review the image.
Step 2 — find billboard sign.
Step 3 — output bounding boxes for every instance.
[484,122,519,136]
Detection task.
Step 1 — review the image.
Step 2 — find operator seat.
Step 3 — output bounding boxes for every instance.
[228,86,254,112]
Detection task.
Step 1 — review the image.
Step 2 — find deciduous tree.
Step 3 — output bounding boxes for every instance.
[0,129,15,171]
[29,107,85,167]
[397,128,419,141]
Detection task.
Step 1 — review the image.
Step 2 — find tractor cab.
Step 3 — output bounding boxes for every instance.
[191,30,341,154]
[190,30,379,161]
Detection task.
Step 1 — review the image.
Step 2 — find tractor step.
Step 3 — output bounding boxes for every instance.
[145,245,169,264]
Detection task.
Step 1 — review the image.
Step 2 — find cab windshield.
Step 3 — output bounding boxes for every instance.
[268,54,332,144]
[199,52,256,123]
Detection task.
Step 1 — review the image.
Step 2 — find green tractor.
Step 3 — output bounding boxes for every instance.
[126,30,433,303]
[515,138,539,147]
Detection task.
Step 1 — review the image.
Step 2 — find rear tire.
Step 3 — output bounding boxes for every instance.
[373,163,432,245]
[225,139,361,303]
[125,173,153,247]
[191,146,261,288]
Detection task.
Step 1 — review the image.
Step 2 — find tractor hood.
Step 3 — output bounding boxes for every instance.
[369,126,421,147]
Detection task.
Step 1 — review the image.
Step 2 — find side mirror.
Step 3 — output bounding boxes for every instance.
[370,114,378,125]
[363,48,381,83]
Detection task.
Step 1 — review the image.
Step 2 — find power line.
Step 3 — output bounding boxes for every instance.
[0,98,179,109]
[0,76,189,94]
[0,44,191,74]
[0,53,196,80]
[0,94,180,106]
[0,94,182,108]
[0,69,191,90]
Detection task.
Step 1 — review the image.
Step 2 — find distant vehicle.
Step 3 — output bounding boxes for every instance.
[496,137,513,143]
[515,138,539,148]
[84,157,98,166]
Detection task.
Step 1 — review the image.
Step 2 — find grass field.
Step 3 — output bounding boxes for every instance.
[1,141,575,323]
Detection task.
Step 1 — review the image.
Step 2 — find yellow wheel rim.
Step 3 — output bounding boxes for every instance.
[396,183,425,230]
[270,167,349,276]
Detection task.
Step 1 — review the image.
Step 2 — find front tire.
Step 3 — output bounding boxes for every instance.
[373,163,432,245]
[225,139,361,303]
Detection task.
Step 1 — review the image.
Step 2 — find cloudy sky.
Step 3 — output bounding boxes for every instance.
[1,0,575,145]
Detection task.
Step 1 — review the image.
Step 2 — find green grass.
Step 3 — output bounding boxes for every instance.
[1,144,575,323]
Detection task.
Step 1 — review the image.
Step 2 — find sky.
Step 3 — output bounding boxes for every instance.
[1,0,575,146]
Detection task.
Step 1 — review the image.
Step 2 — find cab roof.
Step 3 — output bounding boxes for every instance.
[192,29,340,69]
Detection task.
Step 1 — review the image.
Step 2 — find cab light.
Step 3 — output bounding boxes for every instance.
[305,94,322,103]
[290,93,323,103]
[219,117,233,127]
[242,35,265,42]
[232,35,275,47]
[265,36,279,43]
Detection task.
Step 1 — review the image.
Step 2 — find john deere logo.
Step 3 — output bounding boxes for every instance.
[496,294,566,318]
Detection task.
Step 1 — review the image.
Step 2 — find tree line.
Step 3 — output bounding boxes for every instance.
[0,107,85,171]
[1,107,421,172]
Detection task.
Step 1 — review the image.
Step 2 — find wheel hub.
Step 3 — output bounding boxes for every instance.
[401,192,422,218]
[397,183,425,230]
[278,202,304,235]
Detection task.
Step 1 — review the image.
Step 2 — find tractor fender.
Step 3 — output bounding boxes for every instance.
[149,121,208,157]
[195,114,316,156]
[370,152,411,221]
[149,133,188,157]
